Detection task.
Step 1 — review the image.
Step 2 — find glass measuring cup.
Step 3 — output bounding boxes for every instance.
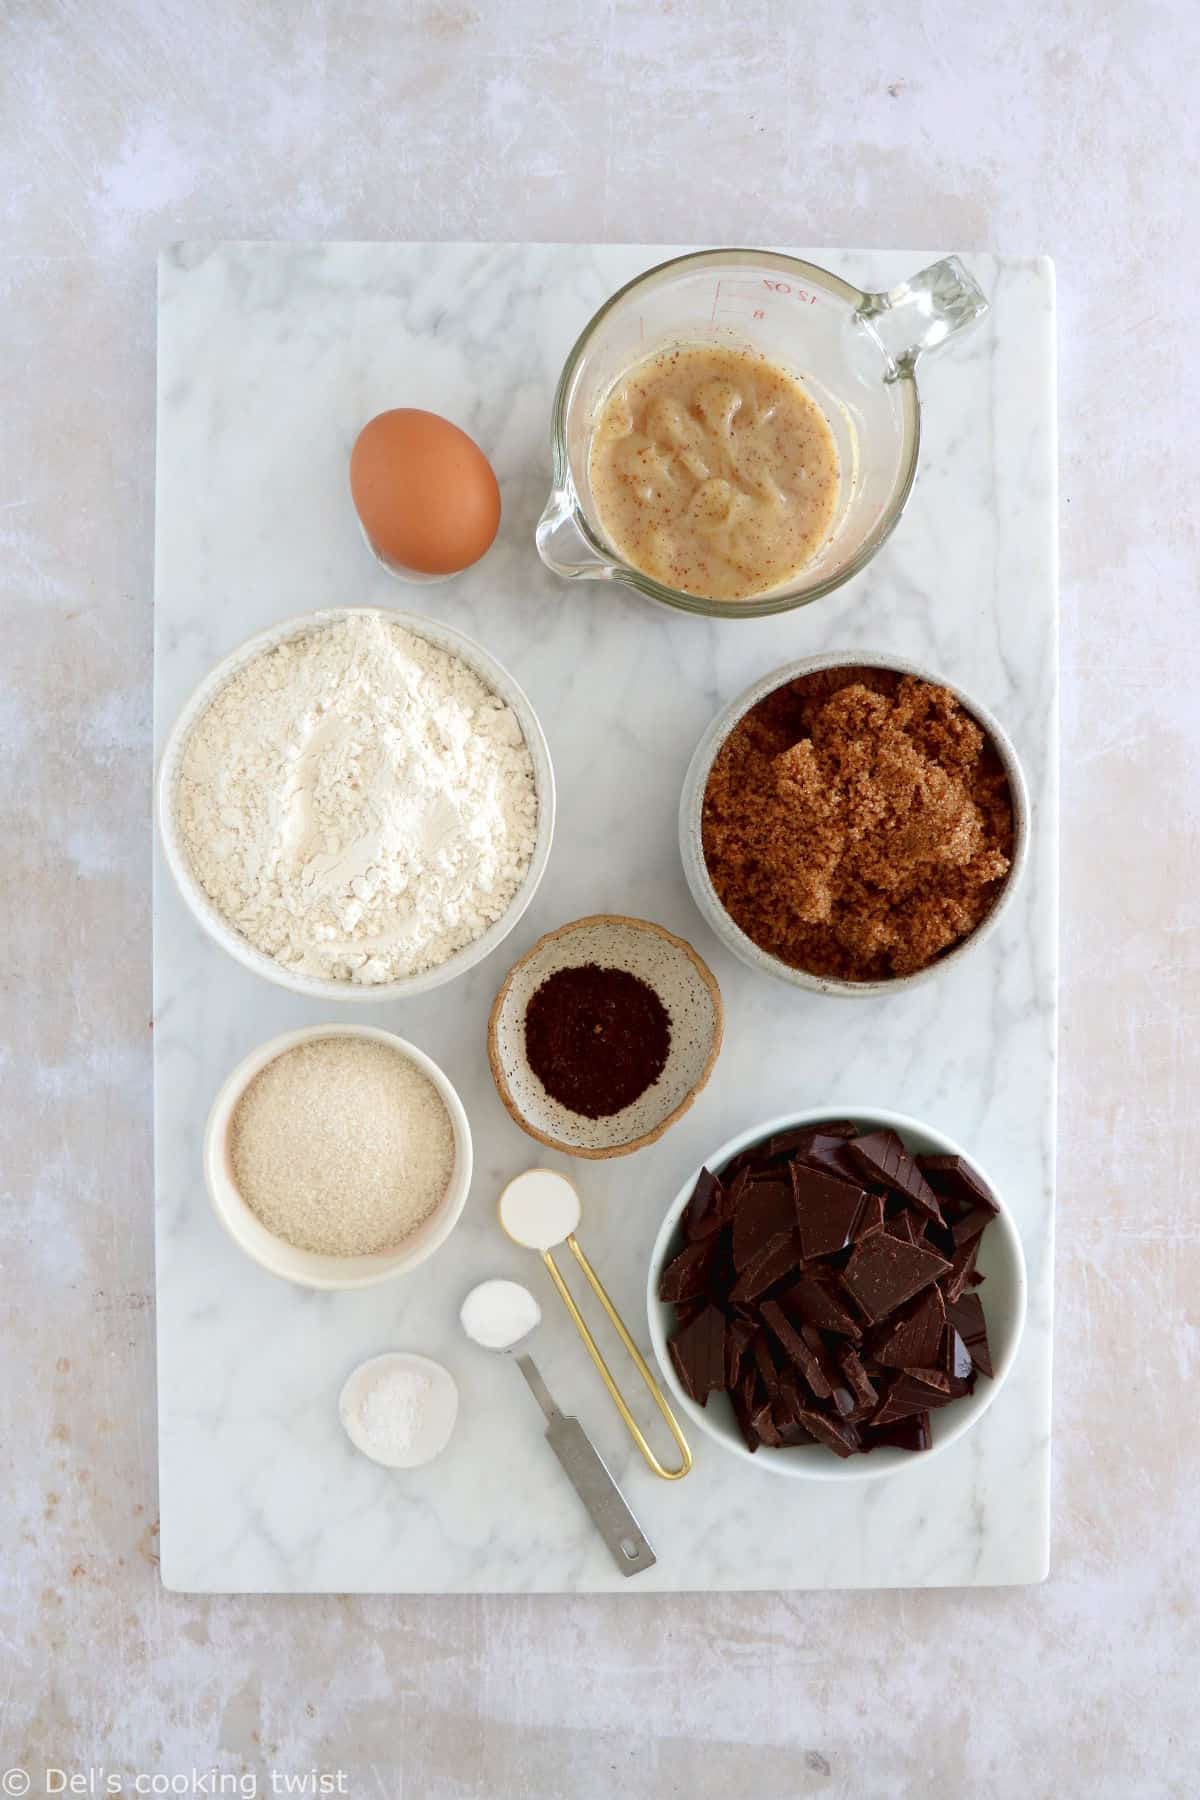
[536,249,988,619]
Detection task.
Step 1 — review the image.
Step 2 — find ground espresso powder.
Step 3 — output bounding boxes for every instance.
[702,668,1014,981]
[524,964,671,1118]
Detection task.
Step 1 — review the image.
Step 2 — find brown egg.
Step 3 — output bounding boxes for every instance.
[350,408,501,576]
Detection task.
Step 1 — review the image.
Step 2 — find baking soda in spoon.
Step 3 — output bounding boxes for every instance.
[458,1270,656,1576]
[460,1278,542,1350]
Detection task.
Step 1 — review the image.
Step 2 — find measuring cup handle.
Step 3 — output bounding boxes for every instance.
[535,487,615,583]
[857,255,988,379]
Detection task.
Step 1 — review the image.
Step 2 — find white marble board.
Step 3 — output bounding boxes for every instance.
[153,243,1057,1593]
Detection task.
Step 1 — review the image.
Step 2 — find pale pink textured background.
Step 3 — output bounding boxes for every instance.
[2,3,1197,1794]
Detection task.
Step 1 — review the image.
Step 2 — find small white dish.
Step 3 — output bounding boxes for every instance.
[646,1105,1028,1482]
[203,1024,473,1289]
[339,1352,459,1469]
[678,651,1030,996]
[487,914,723,1159]
[157,605,555,1002]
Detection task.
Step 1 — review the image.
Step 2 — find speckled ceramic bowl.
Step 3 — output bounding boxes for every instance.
[487,915,724,1159]
[679,650,1030,997]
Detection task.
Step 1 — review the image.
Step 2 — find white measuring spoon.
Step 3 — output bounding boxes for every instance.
[497,1169,692,1481]
[459,1276,655,1576]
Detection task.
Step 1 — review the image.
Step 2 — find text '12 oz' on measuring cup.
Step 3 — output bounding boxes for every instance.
[536,249,988,620]
[499,1168,693,1481]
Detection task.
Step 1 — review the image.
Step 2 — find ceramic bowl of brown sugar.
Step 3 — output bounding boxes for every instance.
[487,915,724,1158]
[679,651,1030,996]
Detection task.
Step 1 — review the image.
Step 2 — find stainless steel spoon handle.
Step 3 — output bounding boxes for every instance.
[516,1354,656,1577]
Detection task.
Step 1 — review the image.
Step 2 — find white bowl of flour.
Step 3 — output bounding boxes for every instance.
[158,608,555,999]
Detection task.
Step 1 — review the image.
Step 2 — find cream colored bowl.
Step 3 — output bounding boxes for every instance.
[203,1025,473,1289]
[157,606,555,1002]
[487,915,723,1158]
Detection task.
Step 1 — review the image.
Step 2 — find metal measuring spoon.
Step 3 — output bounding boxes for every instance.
[459,1277,656,1577]
[497,1169,692,1481]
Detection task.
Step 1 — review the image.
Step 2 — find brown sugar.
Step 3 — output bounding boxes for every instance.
[701,668,1015,981]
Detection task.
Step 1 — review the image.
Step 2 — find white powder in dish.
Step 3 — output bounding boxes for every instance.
[339,1354,459,1469]
[356,1367,435,1460]
[176,614,538,983]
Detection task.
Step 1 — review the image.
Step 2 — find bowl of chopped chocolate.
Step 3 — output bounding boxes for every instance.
[680,653,1029,993]
[488,914,724,1158]
[647,1108,1027,1478]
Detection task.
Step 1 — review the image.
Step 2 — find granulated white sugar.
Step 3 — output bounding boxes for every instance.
[229,1037,455,1255]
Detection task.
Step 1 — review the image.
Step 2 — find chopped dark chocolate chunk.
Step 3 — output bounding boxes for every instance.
[772,1363,805,1424]
[775,1414,821,1448]
[662,1121,1000,1460]
[731,1363,762,1452]
[836,1346,879,1414]
[682,1167,731,1240]
[946,1292,993,1378]
[904,1365,951,1393]
[776,1274,863,1340]
[873,1370,956,1425]
[732,1175,796,1269]
[841,1233,951,1321]
[668,1305,726,1405]
[657,1238,716,1303]
[863,1412,932,1453]
[673,1293,708,1331]
[795,1133,866,1185]
[873,1286,947,1370]
[753,1330,783,1396]
[949,1205,995,1247]
[751,1399,784,1448]
[942,1234,981,1304]
[793,1408,861,1458]
[729,1232,802,1300]
[889,1209,920,1245]
[768,1119,859,1158]
[916,1153,999,1215]
[724,1316,756,1387]
[790,1165,875,1258]
[846,1129,944,1222]
[761,1302,832,1400]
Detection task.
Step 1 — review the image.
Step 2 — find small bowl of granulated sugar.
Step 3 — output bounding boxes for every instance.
[204,1025,473,1288]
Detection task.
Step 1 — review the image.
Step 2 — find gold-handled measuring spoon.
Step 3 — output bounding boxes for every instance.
[497,1169,693,1482]
[459,1279,657,1577]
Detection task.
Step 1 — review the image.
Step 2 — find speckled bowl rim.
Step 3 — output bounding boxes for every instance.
[678,649,1031,996]
[646,1104,1028,1481]
[156,606,556,1002]
[487,914,725,1159]
[203,1024,474,1290]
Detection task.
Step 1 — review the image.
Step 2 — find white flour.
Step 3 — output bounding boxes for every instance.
[176,615,538,982]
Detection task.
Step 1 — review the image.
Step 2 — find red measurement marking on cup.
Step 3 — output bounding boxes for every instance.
[720,278,821,306]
